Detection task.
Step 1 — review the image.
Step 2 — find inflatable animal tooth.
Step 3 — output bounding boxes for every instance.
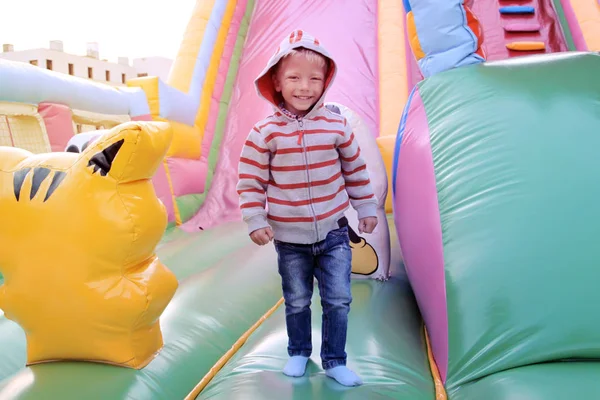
[0,121,178,369]
[325,103,391,280]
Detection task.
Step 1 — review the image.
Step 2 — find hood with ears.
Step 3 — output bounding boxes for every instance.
[254,30,337,116]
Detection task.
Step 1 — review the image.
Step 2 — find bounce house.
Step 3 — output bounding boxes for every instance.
[1,0,600,398]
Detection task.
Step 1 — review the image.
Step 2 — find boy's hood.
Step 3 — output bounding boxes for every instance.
[254,30,337,118]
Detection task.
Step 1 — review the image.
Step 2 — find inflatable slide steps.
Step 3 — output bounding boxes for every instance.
[0,221,286,399]
[469,0,568,60]
[499,4,546,52]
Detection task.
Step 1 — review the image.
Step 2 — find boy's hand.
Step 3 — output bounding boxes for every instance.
[358,216,378,234]
[250,227,274,246]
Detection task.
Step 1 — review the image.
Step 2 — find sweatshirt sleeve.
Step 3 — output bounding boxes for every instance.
[337,120,378,219]
[236,126,272,234]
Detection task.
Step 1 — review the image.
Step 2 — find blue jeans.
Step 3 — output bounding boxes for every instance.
[274,225,352,370]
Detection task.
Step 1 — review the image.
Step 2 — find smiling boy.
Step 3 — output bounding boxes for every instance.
[236,30,378,386]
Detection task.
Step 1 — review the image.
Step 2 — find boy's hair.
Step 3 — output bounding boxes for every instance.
[272,47,328,75]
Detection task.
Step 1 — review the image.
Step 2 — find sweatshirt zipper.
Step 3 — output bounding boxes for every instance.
[298,118,319,239]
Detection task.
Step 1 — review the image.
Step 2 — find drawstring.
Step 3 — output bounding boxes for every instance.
[278,102,305,145]
[297,119,304,145]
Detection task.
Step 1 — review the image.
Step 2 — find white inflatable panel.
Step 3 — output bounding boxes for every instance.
[0,59,150,117]
[158,79,198,126]
[326,102,391,280]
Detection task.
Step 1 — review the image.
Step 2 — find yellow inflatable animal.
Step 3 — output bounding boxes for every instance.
[0,121,178,369]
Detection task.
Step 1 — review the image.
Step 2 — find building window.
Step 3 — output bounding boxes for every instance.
[121,73,126,84]
[46,59,53,70]
[105,70,110,81]
[137,73,148,78]
[29,60,38,66]
[88,67,93,79]
[68,63,74,75]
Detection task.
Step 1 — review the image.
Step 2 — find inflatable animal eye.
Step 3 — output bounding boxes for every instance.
[87,139,123,176]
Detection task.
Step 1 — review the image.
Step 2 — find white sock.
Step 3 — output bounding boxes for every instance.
[326,366,363,386]
[283,356,309,377]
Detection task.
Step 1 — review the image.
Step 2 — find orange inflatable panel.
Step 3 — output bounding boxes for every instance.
[506,41,546,51]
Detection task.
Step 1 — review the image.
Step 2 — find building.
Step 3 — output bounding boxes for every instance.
[0,41,173,87]
[133,56,173,82]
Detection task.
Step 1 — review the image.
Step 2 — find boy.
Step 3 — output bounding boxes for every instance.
[236,30,378,387]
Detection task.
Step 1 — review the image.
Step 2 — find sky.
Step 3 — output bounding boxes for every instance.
[1,0,197,62]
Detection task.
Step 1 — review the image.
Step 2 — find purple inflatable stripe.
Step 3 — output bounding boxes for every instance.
[393,88,448,382]
[166,157,208,197]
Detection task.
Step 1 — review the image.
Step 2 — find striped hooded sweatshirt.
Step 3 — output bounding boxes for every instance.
[236,30,378,244]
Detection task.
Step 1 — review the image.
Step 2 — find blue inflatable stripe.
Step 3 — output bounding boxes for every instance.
[392,85,418,197]
[499,6,535,14]
[188,1,230,101]
[402,0,411,13]
[411,0,484,77]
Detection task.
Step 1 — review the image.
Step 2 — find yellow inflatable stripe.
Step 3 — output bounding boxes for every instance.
[162,158,182,226]
[378,0,409,137]
[184,297,285,399]
[127,76,160,117]
[194,0,238,153]
[0,101,39,116]
[569,0,600,51]
[155,117,202,159]
[406,11,426,60]
[168,0,217,93]
[376,134,396,213]
[425,325,448,400]
[506,41,545,51]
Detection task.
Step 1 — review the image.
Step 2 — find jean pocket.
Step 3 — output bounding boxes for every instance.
[327,226,348,238]
[274,240,300,251]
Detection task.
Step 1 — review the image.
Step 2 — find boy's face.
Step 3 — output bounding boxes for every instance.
[272,54,327,116]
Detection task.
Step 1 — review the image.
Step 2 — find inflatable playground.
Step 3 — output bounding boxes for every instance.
[1,0,599,398]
